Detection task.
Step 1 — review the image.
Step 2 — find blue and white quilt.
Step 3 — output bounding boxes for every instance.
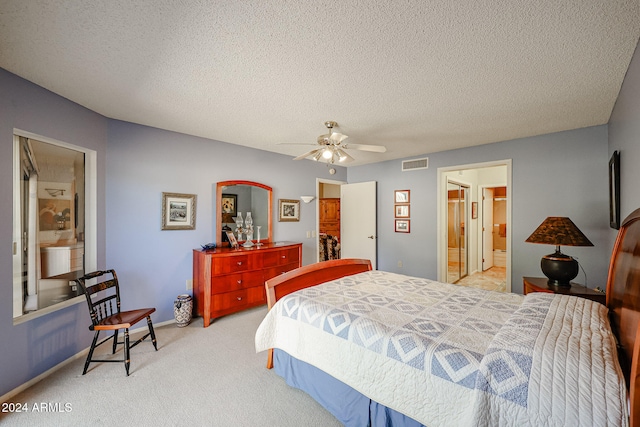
[255,271,628,426]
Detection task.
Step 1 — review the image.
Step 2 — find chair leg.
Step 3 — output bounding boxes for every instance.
[83,330,101,375]
[112,329,119,354]
[124,328,131,376]
[147,316,158,351]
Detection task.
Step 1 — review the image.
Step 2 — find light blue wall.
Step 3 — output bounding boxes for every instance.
[609,40,640,227]
[348,126,611,294]
[106,120,347,322]
[0,69,108,396]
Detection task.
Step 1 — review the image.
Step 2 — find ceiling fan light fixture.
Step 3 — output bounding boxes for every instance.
[285,120,387,163]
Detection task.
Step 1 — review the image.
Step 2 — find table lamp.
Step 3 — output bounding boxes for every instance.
[525,217,593,286]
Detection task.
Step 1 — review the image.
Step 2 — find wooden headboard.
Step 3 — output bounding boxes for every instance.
[263,258,372,368]
[265,258,372,310]
[607,207,640,427]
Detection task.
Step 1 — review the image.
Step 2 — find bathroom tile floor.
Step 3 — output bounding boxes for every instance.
[455,267,507,292]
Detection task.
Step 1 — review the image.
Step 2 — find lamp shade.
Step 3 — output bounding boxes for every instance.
[525,217,593,247]
[525,217,593,286]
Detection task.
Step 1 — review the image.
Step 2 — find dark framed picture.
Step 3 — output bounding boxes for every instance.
[472,202,478,219]
[279,199,300,222]
[221,194,237,216]
[609,150,620,229]
[225,230,238,248]
[162,192,196,230]
[394,204,410,218]
[394,190,410,203]
[395,219,410,233]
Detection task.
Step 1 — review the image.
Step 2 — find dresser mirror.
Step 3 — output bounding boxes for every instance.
[216,180,272,245]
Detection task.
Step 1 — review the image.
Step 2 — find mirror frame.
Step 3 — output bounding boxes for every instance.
[216,180,273,246]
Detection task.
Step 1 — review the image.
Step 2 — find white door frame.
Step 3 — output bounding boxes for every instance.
[437,160,512,292]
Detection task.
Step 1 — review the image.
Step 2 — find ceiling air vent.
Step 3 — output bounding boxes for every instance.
[402,157,428,171]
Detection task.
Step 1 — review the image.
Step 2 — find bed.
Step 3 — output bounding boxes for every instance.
[256,208,640,427]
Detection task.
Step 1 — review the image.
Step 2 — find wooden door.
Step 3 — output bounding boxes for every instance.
[319,198,341,239]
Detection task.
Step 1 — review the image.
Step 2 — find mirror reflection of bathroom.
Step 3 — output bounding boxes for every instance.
[16,135,86,315]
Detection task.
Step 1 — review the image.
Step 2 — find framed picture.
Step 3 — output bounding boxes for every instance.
[279,199,300,222]
[221,194,237,216]
[161,192,196,230]
[395,219,410,233]
[472,202,478,219]
[394,204,410,218]
[394,190,410,203]
[225,230,239,248]
[609,150,621,229]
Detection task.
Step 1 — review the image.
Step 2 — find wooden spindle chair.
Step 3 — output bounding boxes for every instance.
[75,269,158,376]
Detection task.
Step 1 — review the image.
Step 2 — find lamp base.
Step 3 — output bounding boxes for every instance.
[540,250,578,287]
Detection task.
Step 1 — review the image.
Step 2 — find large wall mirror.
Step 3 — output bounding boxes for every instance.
[216,180,272,246]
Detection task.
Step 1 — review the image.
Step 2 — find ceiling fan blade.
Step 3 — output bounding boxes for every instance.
[293,149,321,160]
[343,143,387,153]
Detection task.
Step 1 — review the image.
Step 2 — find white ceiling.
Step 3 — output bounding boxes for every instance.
[1,1,639,166]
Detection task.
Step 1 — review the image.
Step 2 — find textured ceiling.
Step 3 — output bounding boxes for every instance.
[1,1,639,166]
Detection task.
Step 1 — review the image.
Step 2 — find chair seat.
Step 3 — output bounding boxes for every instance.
[94,308,156,330]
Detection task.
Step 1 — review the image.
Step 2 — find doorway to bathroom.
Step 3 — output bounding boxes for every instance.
[438,160,511,292]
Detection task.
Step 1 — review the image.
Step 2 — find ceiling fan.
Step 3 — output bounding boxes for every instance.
[283,121,387,164]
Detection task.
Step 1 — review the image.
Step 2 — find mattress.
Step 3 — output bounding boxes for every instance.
[256,270,628,426]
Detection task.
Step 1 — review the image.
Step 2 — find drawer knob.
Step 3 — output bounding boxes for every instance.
[237,297,242,301]
[237,280,242,284]
[281,255,286,259]
[237,261,243,266]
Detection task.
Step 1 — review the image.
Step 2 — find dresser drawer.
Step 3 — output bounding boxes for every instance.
[212,255,251,274]
[214,271,263,293]
[262,248,300,267]
[211,287,265,312]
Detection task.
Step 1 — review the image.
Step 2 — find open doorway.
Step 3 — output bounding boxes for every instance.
[317,180,343,262]
[315,179,378,268]
[438,160,511,292]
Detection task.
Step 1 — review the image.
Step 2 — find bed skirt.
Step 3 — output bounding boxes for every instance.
[273,349,424,427]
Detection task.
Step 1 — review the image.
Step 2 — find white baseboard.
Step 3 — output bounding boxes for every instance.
[0,348,89,404]
[1,317,176,403]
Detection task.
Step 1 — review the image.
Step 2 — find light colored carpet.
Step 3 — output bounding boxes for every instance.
[0,307,342,427]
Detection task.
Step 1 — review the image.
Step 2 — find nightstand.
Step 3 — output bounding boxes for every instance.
[523,277,606,305]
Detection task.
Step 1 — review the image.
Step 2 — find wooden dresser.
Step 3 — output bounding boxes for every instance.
[193,242,302,327]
